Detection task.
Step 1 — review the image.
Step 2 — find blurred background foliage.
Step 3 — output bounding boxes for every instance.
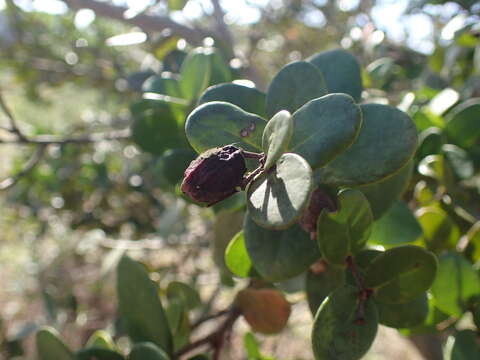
[0,0,479,359]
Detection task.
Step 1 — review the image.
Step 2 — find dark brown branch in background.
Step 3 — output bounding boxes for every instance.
[174,307,241,359]
[0,91,27,141]
[61,0,206,44]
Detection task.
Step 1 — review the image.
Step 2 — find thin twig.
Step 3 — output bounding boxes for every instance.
[0,128,131,145]
[0,145,47,190]
[0,90,27,141]
[174,307,241,359]
[190,309,230,330]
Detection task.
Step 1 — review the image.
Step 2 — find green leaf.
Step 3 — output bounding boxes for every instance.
[225,231,255,278]
[445,99,480,148]
[166,281,201,310]
[198,83,267,118]
[36,327,74,360]
[76,348,125,360]
[289,94,362,169]
[368,201,422,248]
[168,0,188,11]
[317,103,417,186]
[416,205,461,252]
[262,110,293,170]
[364,245,438,304]
[180,48,211,100]
[243,332,275,360]
[117,256,172,354]
[244,214,320,282]
[306,263,346,315]
[317,189,373,265]
[154,149,196,187]
[266,61,327,117]
[376,293,429,329]
[142,73,182,98]
[356,160,413,220]
[208,49,232,85]
[247,153,312,229]
[185,101,266,153]
[131,99,186,155]
[444,330,480,360]
[85,330,115,350]
[128,342,171,360]
[311,285,378,360]
[431,252,480,317]
[308,49,363,102]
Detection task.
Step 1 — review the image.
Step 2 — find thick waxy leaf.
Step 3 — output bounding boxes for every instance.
[317,103,417,186]
[247,153,312,229]
[128,342,170,360]
[266,61,327,117]
[185,101,266,153]
[317,189,373,265]
[376,293,429,329]
[76,348,125,360]
[262,110,293,170]
[225,231,255,277]
[117,256,172,354]
[445,99,480,148]
[244,214,320,282]
[364,245,438,304]
[198,83,267,117]
[306,262,346,315]
[86,330,115,349]
[311,285,378,360]
[356,160,413,219]
[368,201,422,248]
[289,94,362,169]
[444,330,480,360]
[179,47,211,100]
[131,99,186,155]
[36,327,74,360]
[431,252,480,317]
[154,149,196,187]
[308,49,363,102]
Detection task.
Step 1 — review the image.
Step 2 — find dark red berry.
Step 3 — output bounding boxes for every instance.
[181,145,247,206]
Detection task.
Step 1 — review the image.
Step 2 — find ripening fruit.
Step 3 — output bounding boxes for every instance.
[236,288,291,334]
[181,145,247,206]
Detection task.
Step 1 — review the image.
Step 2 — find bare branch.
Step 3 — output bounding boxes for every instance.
[0,145,47,190]
[0,90,27,141]
[210,0,234,57]
[0,128,131,145]
[61,0,206,44]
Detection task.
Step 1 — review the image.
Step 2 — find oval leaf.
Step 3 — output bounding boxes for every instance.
[128,342,171,360]
[431,252,480,317]
[445,99,480,148]
[308,49,363,102]
[368,201,423,248]
[311,285,378,360]
[198,83,267,118]
[117,256,172,354]
[306,262,346,315]
[244,214,320,282]
[317,103,417,186]
[364,245,438,304]
[356,160,413,220]
[36,327,74,360]
[185,101,266,153]
[262,110,293,170]
[76,348,125,360]
[289,93,362,169]
[266,61,327,117]
[376,293,429,329]
[247,153,312,229]
[225,231,255,278]
[180,47,211,100]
